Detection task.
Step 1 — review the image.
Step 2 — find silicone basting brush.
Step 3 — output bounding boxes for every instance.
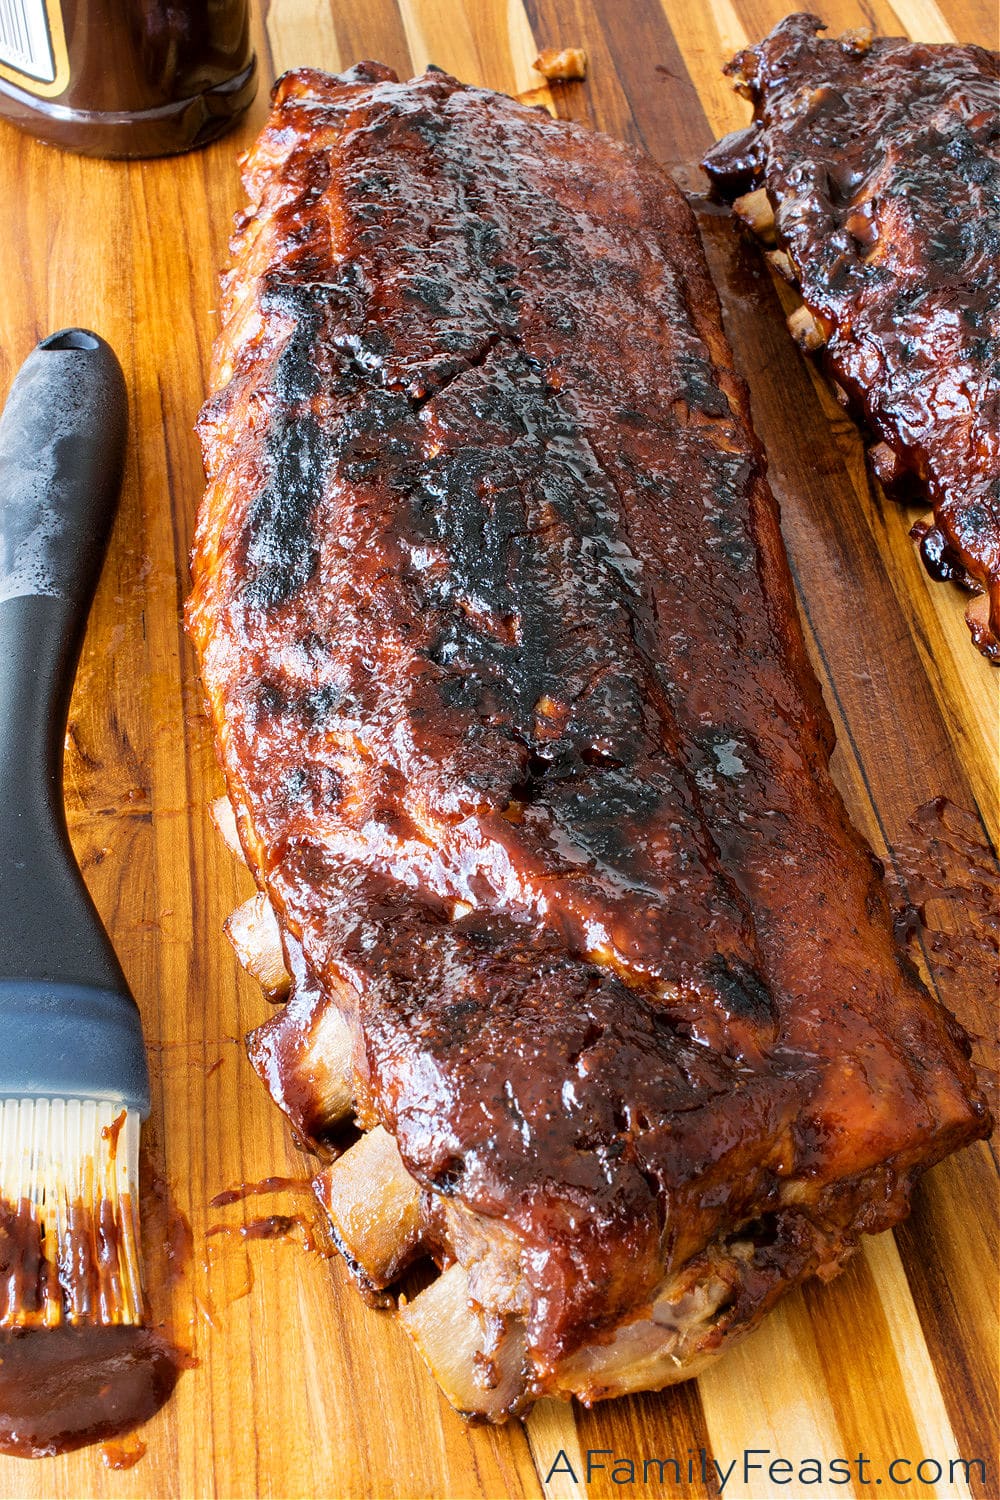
[0,331,174,1458]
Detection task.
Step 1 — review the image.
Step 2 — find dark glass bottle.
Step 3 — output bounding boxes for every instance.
[0,1,257,157]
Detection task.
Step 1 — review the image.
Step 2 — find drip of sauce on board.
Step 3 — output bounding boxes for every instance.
[101,1436,148,1470]
[141,1144,195,1292]
[209,1175,306,1209]
[206,1212,321,1251]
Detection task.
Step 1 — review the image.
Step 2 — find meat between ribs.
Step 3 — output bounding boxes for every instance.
[703,12,1000,659]
[187,63,990,1414]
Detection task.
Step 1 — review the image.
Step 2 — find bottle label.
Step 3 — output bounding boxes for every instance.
[0,0,69,97]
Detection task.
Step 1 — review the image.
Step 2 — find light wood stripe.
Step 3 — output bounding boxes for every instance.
[697,1293,855,1499]
[397,0,548,91]
[265,0,343,75]
[658,0,750,137]
[862,1234,973,1497]
[707,0,751,56]
[525,1400,590,1497]
[396,0,435,74]
[886,0,959,39]
[507,0,547,94]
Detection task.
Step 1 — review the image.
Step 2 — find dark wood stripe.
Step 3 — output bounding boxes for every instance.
[538,0,715,164]
[333,0,413,80]
[896,1152,999,1500]
[526,0,645,140]
[572,1386,721,1500]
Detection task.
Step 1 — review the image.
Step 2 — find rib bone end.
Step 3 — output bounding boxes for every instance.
[398,1262,529,1420]
[786,304,827,351]
[314,1125,422,1288]
[225,893,291,999]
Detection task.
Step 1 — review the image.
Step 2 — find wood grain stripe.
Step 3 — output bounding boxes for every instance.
[264,0,343,76]
[764,276,1000,849]
[526,1400,590,1497]
[893,1152,1000,1500]
[884,0,958,39]
[395,0,434,74]
[657,0,750,138]
[325,0,412,79]
[698,1292,852,1500]
[734,0,910,43]
[506,0,547,94]
[860,1234,972,1495]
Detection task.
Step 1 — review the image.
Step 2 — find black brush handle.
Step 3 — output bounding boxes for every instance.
[0,330,149,1111]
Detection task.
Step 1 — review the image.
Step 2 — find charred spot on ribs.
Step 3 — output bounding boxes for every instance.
[241,413,329,610]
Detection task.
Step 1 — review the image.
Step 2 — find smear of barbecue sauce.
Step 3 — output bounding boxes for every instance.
[141,1146,195,1294]
[206,1211,320,1251]
[208,1175,305,1208]
[885,797,999,1106]
[101,1436,148,1469]
[886,798,999,1002]
[0,1325,184,1460]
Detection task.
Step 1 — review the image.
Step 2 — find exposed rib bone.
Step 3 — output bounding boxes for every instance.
[210,794,243,858]
[225,893,291,999]
[840,25,873,53]
[314,1126,422,1288]
[766,248,797,283]
[786,304,827,350]
[732,187,776,244]
[398,1262,528,1419]
[247,989,354,1139]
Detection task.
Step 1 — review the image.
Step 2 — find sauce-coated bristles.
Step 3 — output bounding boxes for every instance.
[0,1099,143,1328]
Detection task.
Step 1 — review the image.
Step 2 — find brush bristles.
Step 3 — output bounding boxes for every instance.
[0,1098,144,1329]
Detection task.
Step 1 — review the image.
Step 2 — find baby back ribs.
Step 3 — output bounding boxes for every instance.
[703,13,1000,659]
[187,64,990,1416]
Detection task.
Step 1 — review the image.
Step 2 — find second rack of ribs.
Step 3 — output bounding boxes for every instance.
[188,64,989,1415]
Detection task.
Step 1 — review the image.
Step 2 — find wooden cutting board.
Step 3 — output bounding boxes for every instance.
[1,1,996,1496]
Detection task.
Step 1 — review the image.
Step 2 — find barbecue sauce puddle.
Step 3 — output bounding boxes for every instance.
[0,1324,183,1461]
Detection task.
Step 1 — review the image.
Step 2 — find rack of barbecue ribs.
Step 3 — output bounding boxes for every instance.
[187,63,991,1417]
[703,13,1000,661]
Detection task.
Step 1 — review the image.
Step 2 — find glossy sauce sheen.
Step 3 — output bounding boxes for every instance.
[188,66,990,1377]
[703,13,1000,658]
